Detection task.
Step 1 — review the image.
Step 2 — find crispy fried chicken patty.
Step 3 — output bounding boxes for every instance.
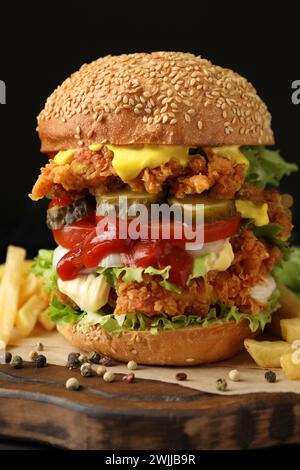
[30,147,246,200]
[114,231,282,317]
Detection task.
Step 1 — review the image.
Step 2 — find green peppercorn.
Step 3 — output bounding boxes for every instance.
[36,355,47,368]
[216,378,227,392]
[10,356,23,369]
[87,351,101,364]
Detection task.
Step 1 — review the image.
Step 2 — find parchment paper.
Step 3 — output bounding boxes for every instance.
[3,327,300,395]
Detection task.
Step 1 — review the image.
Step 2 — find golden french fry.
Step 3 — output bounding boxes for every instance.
[280,318,300,343]
[0,246,26,345]
[267,283,300,338]
[23,260,33,275]
[18,272,42,308]
[280,353,300,380]
[38,307,55,331]
[0,264,5,281]
[16,293,48,337]
[244,339,292,368]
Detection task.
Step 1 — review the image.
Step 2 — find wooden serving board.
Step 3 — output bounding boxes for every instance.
[0,362,300,450]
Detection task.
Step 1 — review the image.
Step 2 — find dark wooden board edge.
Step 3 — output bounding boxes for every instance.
[1,363,300,450]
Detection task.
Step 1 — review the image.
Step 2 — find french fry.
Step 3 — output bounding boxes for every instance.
[244,339,292,368]
[280,318,300,343]
[18,272,42,308]
[38,307,55,331]
[0,246,26,345]
[280,353,300,380]
[16,293,48,337]
[267,283,300,338]
[0,263,5,281]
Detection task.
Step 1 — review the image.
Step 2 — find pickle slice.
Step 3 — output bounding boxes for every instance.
[168,195,236,222]
[96,189,165,213]
[47,196,95,230]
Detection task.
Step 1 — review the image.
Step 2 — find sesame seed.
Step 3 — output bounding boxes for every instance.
[37,51,272,140]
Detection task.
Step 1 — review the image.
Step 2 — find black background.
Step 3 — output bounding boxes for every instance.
[0,1,300,260]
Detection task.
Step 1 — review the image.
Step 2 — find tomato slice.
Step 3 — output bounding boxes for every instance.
[53,214,95,248]
[48,195,73,209]
[203,214,241,243]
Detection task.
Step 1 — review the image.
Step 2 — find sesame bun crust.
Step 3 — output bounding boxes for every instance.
[57,320,255,366]
[38,52,274,153]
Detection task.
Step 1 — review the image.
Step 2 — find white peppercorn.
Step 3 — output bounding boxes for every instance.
[103,370,115,382]
[80,362,92,377]
[127,360,138,371]
[78,354,89,364]
[66,377,80,391]
[95,365,107,377]
[29,351,38,362]
[228,369,240,382]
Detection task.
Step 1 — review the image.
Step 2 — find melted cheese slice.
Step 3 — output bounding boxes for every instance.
[107,144,190,182]
[235,200,269,227]
[205,238,234,272]
[57,274,110,313]
[211,145,249,168]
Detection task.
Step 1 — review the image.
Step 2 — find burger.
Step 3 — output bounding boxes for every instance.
[30,52,297,365]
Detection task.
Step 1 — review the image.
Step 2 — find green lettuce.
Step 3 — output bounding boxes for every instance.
[98,265,180,292]
[48,290,280,335]
[241,145,298,188]
[49,295,85,325]
[274,247,300,294]
[31,249,58,293]
[251,223,291,259]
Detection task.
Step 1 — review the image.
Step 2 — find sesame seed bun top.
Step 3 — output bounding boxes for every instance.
[37,51,274,152]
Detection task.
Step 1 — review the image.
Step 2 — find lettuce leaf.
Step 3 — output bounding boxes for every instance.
[274,247,300,294]
[31,249,58,293]
[251,223,291,259]
[49,296,84,325]
[188,255,207,282]
[241,146,298,188]
[98,265,180,292]
[49,291,280,335]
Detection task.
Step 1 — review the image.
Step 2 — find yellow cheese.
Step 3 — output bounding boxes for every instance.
[205,238,234,273]
[235,200,269,227]
[107,144,190,182]
[89,144,103,152]
[54,149,76,165]
[57,274,110,313]
[211,145,249,169]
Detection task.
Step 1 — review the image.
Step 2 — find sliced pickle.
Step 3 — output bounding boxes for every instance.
[168,195,236,222]
[96,189,165,215]
[47,196,95,230]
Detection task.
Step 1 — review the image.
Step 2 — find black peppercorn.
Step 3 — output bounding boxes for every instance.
[87,351,101,364]
[10,356,23,369]
[100,356,115,367]
[2,351,12,364]
[36,355,47,368]
[265,370,276,383]
[66,352,81,369]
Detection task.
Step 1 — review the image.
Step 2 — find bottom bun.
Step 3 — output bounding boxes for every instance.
[58,320,255,366]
